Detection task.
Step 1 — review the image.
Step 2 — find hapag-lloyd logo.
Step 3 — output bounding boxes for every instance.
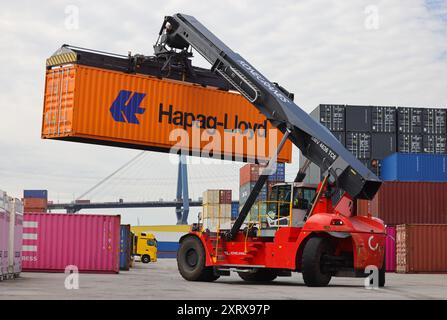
[110,90,146,124]
[109,90,268,135]
[108,90,283,163]
[237,60,291,104]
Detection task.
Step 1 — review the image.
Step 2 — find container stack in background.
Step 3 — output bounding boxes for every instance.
[239,163,285,222]
[0,190,23,280]
[23,190,48,213]
[300,103,447,273]
[302,105,447,181]
[202,190,232,232]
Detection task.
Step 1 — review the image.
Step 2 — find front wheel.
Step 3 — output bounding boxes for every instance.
[238,269,277,282]
[141,255,151,263]
[177,236,219,282]
[301,237,333,287]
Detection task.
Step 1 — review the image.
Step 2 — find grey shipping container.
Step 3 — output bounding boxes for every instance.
[423,135,447,154]
[371,133,396,159]
[422,108,446,134]
[398,134,423,153]
[371,106,396,133]
[346,132,371,159]
[345,105,371,132]
[311,104,345,132]
[397,107,423,134]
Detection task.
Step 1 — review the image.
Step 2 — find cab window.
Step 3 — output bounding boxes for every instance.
[292,188,315,210]
[147,239,156,247]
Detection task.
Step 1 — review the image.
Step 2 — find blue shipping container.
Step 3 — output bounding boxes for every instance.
[239,182,267,203]
[120,225,131,270]
[23,190,48,199]
[231,202,239,220]
[381,153,447,182]
[267,163,286,181]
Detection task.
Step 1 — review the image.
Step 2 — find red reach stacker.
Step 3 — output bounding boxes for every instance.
[155,14,386,287]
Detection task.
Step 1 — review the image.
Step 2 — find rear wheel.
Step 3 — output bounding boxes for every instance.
[238,269,277,282]
[141,255,151,263]
[177,236,220,282]
[302,237,333,287]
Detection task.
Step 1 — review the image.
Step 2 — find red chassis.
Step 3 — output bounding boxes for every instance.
[177,191,386,287]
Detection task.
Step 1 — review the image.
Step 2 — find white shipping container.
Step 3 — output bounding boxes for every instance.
[202,190,220,205]
[202,203,232,231]
[8,198,23,276]
[0,191,9,280]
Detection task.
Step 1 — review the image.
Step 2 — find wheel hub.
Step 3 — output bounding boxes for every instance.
[186,248,198,267]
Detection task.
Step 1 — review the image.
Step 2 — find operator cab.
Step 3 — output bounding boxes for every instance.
[266,182,317,227]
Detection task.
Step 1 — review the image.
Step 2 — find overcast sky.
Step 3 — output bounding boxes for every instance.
[1,0,446,226]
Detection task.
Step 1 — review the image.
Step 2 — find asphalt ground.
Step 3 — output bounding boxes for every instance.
[1,259,446,300]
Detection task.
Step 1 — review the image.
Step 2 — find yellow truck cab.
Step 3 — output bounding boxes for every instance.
[133,233,157,263]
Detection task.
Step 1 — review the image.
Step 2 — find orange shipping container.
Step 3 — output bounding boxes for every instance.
[396,224,447,273]
[42,65,292,163]
[23,198,47,209]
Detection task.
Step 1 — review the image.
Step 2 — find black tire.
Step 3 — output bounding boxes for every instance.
[238,269,277,282]
[302,237,333,287]
[141,255,151,264]
[379,256,386,288]
[177,236,220,282]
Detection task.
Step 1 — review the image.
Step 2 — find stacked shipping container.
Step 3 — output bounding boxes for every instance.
[0,191,23,280]
[239,163,285,222]
[23,190,48,213]
[303,104,447,273]
[303,105,447,183]
[396,224,447,273]
[0,191,9,280]
[202,190,232,232]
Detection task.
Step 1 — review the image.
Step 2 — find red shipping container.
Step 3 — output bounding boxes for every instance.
[22,213,120,273]
[240,164,266,186]
[385,226,396,272]
[24,207,46,213]
[397,224,447,273]
[219,190,232,204]
[357,181,447,224]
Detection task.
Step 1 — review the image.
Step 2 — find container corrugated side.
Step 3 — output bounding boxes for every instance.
[22,213,120,273]
[9,198,23,275]
[23,190,48,199]
[396,224,447,273]
[42,64,292,163]
[385,226,396,272]
[357,181,447,224]
[381,153,447,182]
[0,191,9,278]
